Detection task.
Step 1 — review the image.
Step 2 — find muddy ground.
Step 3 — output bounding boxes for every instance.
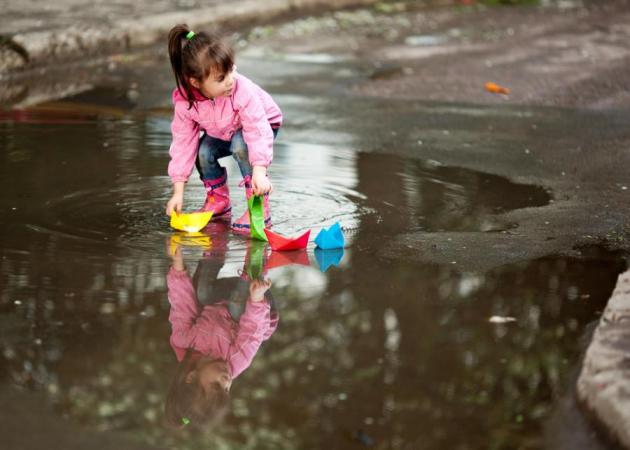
[231,0,630,272]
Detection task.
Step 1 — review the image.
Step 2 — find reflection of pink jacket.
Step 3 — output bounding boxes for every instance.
[167,71,283,183]
[167,268,277,378]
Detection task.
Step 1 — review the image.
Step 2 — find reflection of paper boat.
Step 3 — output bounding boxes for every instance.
[170,211,213,232]
[169,232,212,255]
[264,229,310,251]
[248,195,268,242]
[245,241,267,280]
[267,249,310,270]
[314,248,344,272]
[314,222,345,249]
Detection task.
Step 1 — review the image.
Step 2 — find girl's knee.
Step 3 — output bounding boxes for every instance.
[231,133,249,161]
[198,138,219,164]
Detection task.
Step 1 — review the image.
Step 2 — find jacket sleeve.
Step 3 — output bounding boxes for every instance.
[228,299,272,377]
[167,101,200,184]
[235,83,274,167]
[167,267,199,357]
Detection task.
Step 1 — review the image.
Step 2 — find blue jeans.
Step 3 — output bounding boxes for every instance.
[196,128,279,181]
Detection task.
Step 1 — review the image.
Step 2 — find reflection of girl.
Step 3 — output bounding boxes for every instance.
[164,244,277,429]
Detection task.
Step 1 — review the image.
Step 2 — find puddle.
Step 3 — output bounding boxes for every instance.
[404,34,448,46]
[0,76,619,449]
[0,92,548,253]
[356,152,550,233]
[1,232,623,449]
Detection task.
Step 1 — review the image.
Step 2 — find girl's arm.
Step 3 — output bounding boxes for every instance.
[167,265,200,351]
[234,79,275,196]
[166,99,200,214]
[227,279,274,376]
[229,298,272,378]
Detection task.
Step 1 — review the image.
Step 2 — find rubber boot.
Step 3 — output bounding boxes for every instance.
[202,221,231,259]
[199,168,231,221]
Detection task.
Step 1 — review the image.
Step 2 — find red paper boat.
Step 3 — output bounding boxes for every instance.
[267,249,310,270]
[264,229,311,251]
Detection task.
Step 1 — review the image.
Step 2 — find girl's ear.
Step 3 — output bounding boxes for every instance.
[185,370,197,384]
[189,77,200,89]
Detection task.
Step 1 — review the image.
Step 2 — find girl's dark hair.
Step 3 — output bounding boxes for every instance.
[167,24,235,109]
[165,351,230,430]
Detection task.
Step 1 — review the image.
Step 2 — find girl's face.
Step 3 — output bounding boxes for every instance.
[187,359,233,394]
[190,66,235,100]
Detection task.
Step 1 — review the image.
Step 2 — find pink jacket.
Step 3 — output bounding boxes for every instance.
[167,268,277,378]
[167,71,283,184]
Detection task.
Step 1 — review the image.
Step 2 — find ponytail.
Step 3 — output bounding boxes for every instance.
[167,24,235,110]
[168,24,195,109]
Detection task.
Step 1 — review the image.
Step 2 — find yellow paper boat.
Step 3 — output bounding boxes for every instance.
[170,211,213,232]
[169,232,212,255]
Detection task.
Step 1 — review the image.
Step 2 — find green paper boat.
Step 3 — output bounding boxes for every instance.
[248,195,268,242]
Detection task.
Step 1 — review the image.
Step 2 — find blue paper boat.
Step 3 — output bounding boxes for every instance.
[314,222,345,249]
[315,248,344,272]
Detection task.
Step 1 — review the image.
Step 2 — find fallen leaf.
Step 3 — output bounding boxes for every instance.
[485,82,510,95]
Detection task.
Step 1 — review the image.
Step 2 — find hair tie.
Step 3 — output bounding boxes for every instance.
[185,31,195,40]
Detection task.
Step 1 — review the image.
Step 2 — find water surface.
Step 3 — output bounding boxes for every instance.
[0,74,621,450]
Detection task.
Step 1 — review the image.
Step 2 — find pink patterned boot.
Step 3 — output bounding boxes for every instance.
[199,168,232,221]
[231,176,272,234]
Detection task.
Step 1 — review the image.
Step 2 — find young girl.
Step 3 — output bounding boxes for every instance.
[165,24,282,233]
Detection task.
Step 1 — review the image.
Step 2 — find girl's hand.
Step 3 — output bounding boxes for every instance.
[249,279,272,302]
[166,182,185,215]
[165,236,185,270]
[166,192,184,216]
[251,166,273,196]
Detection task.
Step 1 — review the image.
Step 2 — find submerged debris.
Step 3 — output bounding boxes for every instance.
[489,315,517,323]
